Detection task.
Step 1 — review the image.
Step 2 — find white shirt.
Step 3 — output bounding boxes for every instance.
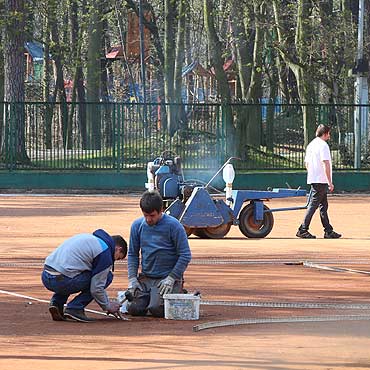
[304,137,331,184]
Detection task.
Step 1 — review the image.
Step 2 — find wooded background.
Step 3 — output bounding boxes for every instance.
[0,0,369,167]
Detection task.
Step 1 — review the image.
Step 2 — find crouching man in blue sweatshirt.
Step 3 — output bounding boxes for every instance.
[41,229,127,322]
[127,191,192,318]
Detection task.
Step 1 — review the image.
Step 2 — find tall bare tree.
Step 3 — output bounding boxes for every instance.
[69,0,87,148]
[204,0,235,154]
[1,0,29,163]
[42,1,53,149]
[49,0,69,147]
[86,0,104,149]
[0,25,4,147]
[273,0,316,146]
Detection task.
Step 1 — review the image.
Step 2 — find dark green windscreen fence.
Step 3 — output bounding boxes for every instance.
[0,102,368,171]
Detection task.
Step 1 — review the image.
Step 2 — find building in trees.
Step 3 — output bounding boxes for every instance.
[24,41,45,82]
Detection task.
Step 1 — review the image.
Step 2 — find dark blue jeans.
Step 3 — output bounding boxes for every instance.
[41,270,113,310]
[299,183,333,233]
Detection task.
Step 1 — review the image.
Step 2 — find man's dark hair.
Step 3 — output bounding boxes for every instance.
[112,235,127,258]
[316,124,331,137]
[140,190,163,213]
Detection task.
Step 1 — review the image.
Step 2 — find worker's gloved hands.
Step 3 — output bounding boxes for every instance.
[128,277,142,293]
[106,301,120,314]
[157,276,176,295]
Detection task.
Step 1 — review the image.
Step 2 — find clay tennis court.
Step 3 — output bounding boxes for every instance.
[1,194,370,370]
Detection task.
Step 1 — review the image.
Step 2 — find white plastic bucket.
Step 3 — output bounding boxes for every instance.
[163,293,200,320]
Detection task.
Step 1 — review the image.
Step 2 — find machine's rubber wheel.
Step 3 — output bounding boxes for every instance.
[183,226,193,237]
[238,203,274,238]
[193,223,232,239]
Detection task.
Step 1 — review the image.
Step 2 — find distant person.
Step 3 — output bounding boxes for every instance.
[41,229,127,322]
[127,191,191,317]
[296,124,341,239]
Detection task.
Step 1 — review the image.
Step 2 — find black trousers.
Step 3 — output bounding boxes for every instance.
[299,183,333,233]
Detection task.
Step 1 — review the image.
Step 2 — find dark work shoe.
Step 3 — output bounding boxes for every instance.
[49,303,66,321]
[324,231,342,239]
[296,230,316,239]
[64,308,95,323]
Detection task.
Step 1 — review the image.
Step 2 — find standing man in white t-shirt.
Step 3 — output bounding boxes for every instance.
[296,124,342,239]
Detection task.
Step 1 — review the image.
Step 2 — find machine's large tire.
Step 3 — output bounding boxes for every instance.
[238,203,274,238]
[193,223,232,239]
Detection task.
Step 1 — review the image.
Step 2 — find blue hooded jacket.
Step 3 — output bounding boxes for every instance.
[45,229,116,310]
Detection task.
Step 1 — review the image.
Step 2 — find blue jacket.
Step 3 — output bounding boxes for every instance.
[45,229,115,310]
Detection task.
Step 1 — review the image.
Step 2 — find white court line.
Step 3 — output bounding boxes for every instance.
[0,288,108,317]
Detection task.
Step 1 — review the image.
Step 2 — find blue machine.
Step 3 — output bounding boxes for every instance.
[147,152,309,239]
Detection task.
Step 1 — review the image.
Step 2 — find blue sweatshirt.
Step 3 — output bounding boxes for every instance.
[128,213,191,280]
[44,229,115,310]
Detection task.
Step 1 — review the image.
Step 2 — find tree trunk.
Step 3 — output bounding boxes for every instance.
[42,5,53,149]
[124,0,167,131]
[276,56,292,103]
[296,67,316,146]
[230,0,253,159]
[69,0,87,149]
[101,16,112,148]
[1,0,29,164]
[164,0,177,135]
[245,0,264,147]
[0,33,4,148]
[171,0,187,133]
[273,0,316,147]
[295,0,316,145]
[204,0,235,155]
[265,78,278,151]
[265,31,279,151]
[49,0,69,148]
[230,0,252,100]
[86,0,103,149]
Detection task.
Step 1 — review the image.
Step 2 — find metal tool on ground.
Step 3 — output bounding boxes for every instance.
[302,261,370,275]
[194,297,370,331]
[200,299,370,310]
[109,291,134,320]
[145,151,309,239]
[193,315,370,332]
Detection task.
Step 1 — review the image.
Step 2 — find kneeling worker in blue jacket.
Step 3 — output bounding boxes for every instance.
[41,229,127,322]
[127,191,192,317]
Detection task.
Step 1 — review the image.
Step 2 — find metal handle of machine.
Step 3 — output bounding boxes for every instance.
[205,157,241,189]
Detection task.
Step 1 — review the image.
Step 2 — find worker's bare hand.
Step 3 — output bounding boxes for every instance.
[328,183,334,192]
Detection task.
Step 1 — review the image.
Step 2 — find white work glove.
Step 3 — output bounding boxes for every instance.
[128,277,142,293]
[106,301,120,314]
[157,276,175,296]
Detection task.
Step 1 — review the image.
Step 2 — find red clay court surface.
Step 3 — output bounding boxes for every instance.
[0,194,370,370]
